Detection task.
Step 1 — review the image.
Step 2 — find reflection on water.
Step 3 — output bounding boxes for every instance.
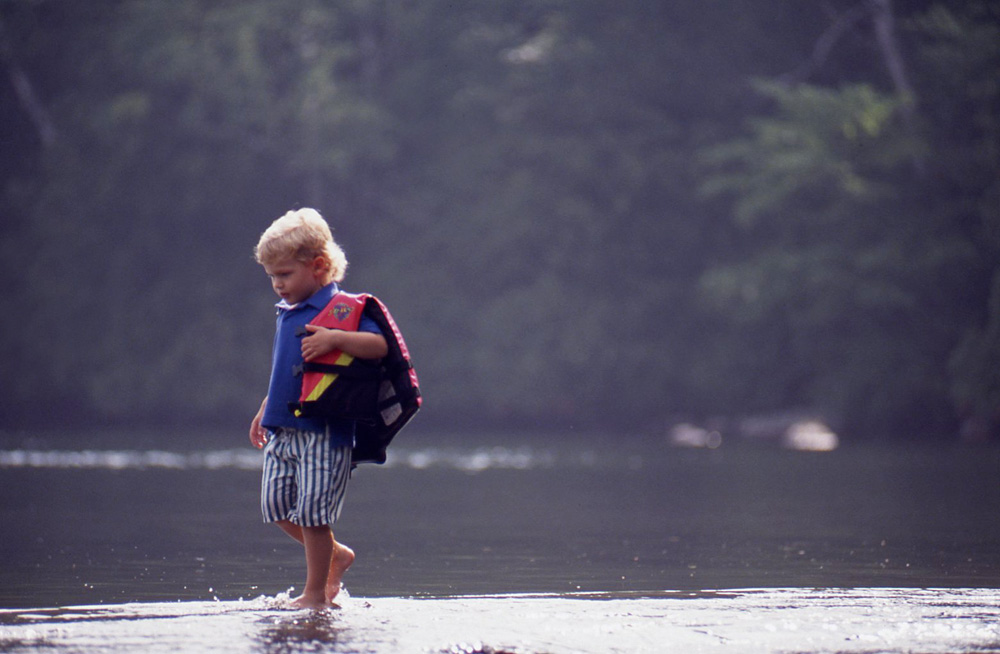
[1,432,999,610]
[255,611,344,654]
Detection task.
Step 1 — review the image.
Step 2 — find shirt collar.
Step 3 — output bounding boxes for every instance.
[275,282,339,312]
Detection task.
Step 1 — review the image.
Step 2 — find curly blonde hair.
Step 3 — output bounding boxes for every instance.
[254,208,348,284]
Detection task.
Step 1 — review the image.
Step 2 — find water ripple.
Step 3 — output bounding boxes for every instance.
[0,447,561,473]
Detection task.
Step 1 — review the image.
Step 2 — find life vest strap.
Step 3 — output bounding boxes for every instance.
[296,361,382,380]
[376,385,420,411]
[293,324,330,338]
[383,359,414,377]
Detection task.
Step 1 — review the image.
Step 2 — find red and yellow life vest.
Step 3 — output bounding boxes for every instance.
[295,293,367,409]
[290,292,421,466]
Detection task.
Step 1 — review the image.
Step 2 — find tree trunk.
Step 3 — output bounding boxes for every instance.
[868,0,917,118]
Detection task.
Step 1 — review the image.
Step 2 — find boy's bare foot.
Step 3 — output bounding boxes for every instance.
[289,590,334,610]
[326,543,355,601]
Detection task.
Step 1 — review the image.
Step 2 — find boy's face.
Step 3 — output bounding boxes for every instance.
[263,257,326,305]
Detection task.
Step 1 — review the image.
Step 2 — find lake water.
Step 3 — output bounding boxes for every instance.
[1,429,999,652]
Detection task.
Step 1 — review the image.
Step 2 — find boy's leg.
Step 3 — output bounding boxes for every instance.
[326,533,355,600]
[276,520,355,603]
[293,525,335,608]
[263,429,354,605]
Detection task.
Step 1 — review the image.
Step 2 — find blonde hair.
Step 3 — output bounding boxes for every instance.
[254,208,347,283]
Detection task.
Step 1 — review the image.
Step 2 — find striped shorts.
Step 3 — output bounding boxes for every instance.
[260,427,352,527]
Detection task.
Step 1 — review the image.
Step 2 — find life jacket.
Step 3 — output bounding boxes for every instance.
[289,292,421,466]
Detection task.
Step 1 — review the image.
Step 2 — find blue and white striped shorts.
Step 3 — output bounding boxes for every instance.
[260,427,352,527]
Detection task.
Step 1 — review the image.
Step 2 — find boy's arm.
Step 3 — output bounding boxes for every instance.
[249,397,269,449]
[301,325,388,361]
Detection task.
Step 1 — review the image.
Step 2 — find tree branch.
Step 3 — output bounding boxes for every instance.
[0,15,57,147]
[777,2,870,87]
[868,0,917,114]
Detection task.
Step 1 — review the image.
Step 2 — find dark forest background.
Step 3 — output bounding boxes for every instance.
[0,0,997,442]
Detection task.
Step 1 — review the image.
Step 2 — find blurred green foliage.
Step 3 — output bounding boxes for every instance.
[0,0,996,440]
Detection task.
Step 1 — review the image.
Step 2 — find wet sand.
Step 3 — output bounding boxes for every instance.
[2,588,999,653]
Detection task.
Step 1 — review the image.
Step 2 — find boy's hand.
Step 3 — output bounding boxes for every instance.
[301,324,340,362]
[249,398,268,449]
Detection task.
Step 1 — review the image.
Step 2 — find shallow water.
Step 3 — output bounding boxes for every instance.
[1,588,999,653]
[1,430,999,651]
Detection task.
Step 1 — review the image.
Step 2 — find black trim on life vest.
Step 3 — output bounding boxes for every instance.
[295,361,382,380]
[351,296,422,466]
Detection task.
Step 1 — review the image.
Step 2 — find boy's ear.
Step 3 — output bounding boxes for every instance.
[310,255,330,277]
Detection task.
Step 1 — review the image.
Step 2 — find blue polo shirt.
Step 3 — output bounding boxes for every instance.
[261,283,383,445]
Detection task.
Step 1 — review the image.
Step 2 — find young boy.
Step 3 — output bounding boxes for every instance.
[249,208,388,609]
